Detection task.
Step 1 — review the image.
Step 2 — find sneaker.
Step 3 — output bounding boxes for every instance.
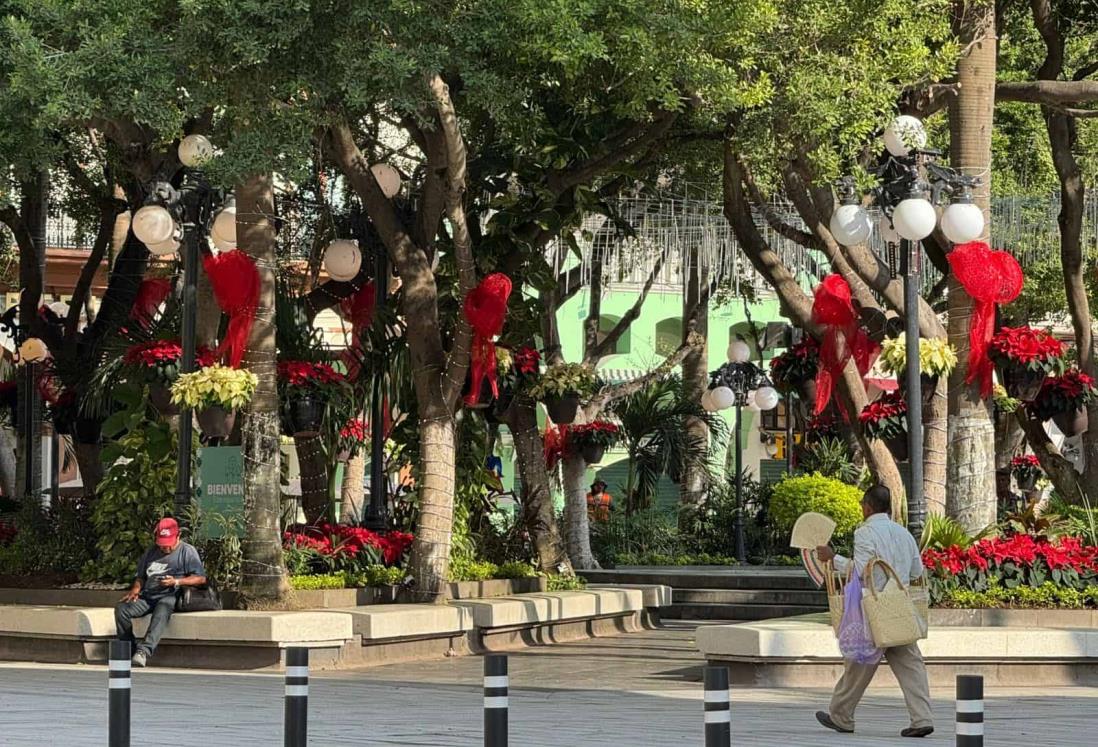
[901,726,934,738]
[815,711,854,734]
[132,651,148,668]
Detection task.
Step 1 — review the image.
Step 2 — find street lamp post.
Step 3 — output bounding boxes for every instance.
[363,246,389,532]
[831,116,985,535]
[704,340,780,562]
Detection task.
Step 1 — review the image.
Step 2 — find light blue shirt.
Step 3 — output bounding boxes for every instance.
[834,513,924,590]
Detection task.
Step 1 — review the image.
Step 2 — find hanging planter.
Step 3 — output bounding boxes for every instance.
[989,326,1065,401]
[196,405,236,441]
[149,383,179,416]
[859,391,908,463]
[1010,454,1042,492]
[289,393,325,438]
[1052,407,1088,438]
[567,420,621,465]
[879,336,956,412]
[544,392,580,425]
[770,337,820,403]
[896,373,941,411]
[125,339,216,418]
[580,443,606,464]
[171,364,257,443]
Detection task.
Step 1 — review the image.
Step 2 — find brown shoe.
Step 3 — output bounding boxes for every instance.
[815,711,854,734]
[901,726,934,738]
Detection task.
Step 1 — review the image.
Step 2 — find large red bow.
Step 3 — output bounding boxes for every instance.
[811,274,879,415]
[130,278,172,329]
[463,273,512,406]
[946,241,1023,398]
[339,281,376,380]
[201,250,260,368]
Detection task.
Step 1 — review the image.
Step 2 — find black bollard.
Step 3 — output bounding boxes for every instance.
[483,654,508,747]
[284,647,309,747]
[956,674,984,746]
[108,640,131,747]
[703,666,731,747]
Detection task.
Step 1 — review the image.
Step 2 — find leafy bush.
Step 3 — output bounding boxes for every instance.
[495,561,537,579]
[611,551,737,566]
[0,499,95,577]
[545,573,587,591]
[290,574,346,590]
[936,582,1098,609]
[350,565,406,587]
[797,437,859,483]
[83,423,177,582]
[769,473,863,540]
[290,566,407,590]
[448,558,499,582]
[920,514,992,552]
[591,509,697,565]
[182,509,243,591]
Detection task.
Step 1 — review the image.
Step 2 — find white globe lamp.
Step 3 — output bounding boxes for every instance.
[178,134,214,168]
[879,214,900,245]
[940,201,984,244]
[324,239,362,281]
[48,301,69,318]
[893,197,937,241]
[132,205,176,246]
[755,385,780,411]
[371,163,402,199]
[883,115,927,157]
[210,204,237,252]
[701,389,717,412]
[829,203,872,246]
[710,386,736,411]
[147,237,181,256]
[727,340,751,364]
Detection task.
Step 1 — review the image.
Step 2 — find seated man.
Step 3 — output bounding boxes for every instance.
[115,517,207,667]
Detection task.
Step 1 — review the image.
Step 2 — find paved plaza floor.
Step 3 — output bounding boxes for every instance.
[1,621,1095,745]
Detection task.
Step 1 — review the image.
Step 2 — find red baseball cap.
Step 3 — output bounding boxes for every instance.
[154,518,179,547]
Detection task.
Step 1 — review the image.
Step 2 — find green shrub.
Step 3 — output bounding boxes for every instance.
[290,574,345,590]
[83,423,177,582]
[769,473,863,541]
[348,565,406,587]
[937,582,1098,609]
[612,551,737,566]
[495,561,537,579]
[0,500,95,577]
[545,573,587,591]
[591,509,696,565]
[448,558,498,582]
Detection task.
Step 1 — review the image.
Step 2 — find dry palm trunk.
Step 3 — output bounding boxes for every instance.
[562,451,598,569]
[237,173,289,603]
[946,0,998,530]
[680,243,710,515]
[339,449,366,523]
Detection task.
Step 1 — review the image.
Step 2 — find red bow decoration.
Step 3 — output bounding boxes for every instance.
[201,250,261,368]
[130,278,172,329]
[811,274,879,415]
[463,273,513,406]
[543,425,565,470]
[339,281,376,380]
[946,241,1023,398]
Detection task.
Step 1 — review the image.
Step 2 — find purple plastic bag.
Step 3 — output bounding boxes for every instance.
[837,570,883,665]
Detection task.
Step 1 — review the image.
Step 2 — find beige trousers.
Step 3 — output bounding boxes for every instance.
[829,643,933,731]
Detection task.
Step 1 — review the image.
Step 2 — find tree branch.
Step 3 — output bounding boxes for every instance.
[996,79,1098,105]
[65,206,118,339]
[585,252,666,364]
[588,329,704,412]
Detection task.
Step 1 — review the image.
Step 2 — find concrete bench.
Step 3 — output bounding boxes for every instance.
[338,604,473,641]
[586,583,673,609]
[696,613,1098,687]
[451,589,643,628]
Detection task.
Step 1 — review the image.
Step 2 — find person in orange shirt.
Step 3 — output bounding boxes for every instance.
[586,480,613,522]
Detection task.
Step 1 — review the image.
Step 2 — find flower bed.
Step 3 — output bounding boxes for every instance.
[923,534,1098,607]
[283,523,414,577]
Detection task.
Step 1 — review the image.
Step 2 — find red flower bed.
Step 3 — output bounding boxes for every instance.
[283,523,413,567]
[989,326,1065,369]
[924,534,1098,596]
[278,361,346,387]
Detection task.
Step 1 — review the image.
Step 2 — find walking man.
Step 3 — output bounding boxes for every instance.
[815,485,933,738]
[586,480,613,523]
[115,517,207,667]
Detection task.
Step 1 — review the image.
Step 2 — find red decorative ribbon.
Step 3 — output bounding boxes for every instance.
[201,250,260,368]
[339,281,375,380]
[946,241,1023,398]
[130,278,172,329]
[811,274,879,415]
[463,273,513,406]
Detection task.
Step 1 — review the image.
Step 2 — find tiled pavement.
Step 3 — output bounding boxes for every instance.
[1,622,1095,745]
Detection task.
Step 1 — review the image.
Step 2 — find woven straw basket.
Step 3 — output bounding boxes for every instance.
[823,561,850,636]
[861,557,923,648]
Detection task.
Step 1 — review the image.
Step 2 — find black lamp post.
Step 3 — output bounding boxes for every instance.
[705,340,780,561]
[362,245,389,532]
[831,116,985,536]
[131,135,220,520]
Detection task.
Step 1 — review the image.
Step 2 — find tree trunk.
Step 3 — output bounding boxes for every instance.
[923,376,948,516]
[946,0,998,531]
[409,415,457,601]
[562,451,599,569]
[506,396,572,574]
[680,244,710,515]
[73,442,104,500]
[0,427,15,498]
[295,435,331,524]
[236,174,289,603]
[339,449,366,524]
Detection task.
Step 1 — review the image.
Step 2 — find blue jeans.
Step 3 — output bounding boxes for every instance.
[115,596,176,657]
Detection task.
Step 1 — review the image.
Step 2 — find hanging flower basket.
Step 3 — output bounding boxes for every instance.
[1010,454,1042,492]
[989,326,1065,401]
[1052,407,1088,438]
[125,339,216,418]
[544,392,580,425]
[196,405,236,441]
[567,420,621,464]
[290,393,326,438]
[580,443,606,464]
[277,361,349,439]
[896,373,941,411]
[770,337,820,397]
[879,336,956,411]
[859,392,908,463]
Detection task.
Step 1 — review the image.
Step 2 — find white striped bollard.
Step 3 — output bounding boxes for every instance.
[956,674,984,746]
[284,647,309,747]
[484,654,508,747]
[703,666,731,747]
[108,640,131,747]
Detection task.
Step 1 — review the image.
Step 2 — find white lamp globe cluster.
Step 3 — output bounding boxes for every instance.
[132,204,179,256]
[702,339,779,413]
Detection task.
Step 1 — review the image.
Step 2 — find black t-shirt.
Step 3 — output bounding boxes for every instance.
[135,542,205,601]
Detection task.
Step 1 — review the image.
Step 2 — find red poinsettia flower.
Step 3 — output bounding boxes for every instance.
[989,326,1065,366]
[278,361,347,387]
[124,339,184,367]
[513,346,541,375]
[339,418,368,441]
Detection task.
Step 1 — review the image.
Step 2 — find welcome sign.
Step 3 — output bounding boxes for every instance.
[195,446,245,537]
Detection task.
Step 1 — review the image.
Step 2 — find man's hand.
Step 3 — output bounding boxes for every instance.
[120,588,140,603]
[159,575,178,589]
[816,545,836,562]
